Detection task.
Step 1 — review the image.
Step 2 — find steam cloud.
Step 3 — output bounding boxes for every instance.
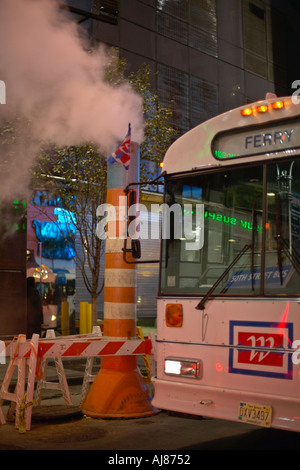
[0,0,144,200]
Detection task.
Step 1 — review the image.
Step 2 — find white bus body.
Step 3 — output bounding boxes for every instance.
[151,97,300,432]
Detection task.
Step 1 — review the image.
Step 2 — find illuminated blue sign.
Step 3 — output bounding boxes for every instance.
[32,208,76,260]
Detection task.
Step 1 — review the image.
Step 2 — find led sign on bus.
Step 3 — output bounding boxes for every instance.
[212,118,300,161]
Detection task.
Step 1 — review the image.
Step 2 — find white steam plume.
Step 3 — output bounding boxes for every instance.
[0,0,144,200]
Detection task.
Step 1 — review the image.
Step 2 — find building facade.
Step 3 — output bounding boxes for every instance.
[66,0,300,135]
[64,0,300,323]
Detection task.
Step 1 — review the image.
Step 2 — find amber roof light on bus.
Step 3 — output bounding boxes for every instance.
[241,99,285,117]
[271,100,284,110]
[256,104,268,113]
[240,107,253,116]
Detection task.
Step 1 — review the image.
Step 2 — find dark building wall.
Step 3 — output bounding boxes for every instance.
[87,0,300,137]
[0,202,27,337]
[270,0,300,96]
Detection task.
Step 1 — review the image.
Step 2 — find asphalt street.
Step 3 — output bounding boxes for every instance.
[0,377,299,453]
[0,358,299,453]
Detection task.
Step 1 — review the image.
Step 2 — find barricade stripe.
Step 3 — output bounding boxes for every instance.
[133,339,152,355]
[110,342,135,356]
[62,342,89,357]
[5,342,31,358]
[98,341,126,356]
[38,342,56,358]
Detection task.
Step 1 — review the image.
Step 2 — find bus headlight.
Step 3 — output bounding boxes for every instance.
[164,357,201,378]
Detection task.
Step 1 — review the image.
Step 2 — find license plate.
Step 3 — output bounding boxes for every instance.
[238,402,272,427]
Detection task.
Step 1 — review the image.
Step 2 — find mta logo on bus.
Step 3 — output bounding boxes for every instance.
[237,332,284,366]
[229,321,293,380]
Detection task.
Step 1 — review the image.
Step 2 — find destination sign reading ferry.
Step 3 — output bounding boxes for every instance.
[212,118,300,160]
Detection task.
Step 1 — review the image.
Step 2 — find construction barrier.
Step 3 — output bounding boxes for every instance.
[34,328,73,408]
[0,334,39,433]
[0,328,155,432]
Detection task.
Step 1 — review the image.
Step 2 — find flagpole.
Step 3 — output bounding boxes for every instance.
[82,131,156,418]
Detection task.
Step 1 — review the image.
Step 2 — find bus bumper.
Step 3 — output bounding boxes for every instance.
[151,377,300,433]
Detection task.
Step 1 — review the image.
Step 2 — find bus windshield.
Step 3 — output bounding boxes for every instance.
[160,158,300,297]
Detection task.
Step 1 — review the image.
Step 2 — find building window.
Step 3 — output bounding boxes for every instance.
[157,0,218,58]
[93,0,118,16]
[157,0,188,20]
[157,64,218,135]
[190,76,218,128]
[157,64,190,135]
[157,11,188,44]
[242,0,288,84]
[189,0,217,57]
[242,1,268,79]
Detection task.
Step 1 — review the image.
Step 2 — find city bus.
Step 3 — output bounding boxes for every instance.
[150,95,300,432]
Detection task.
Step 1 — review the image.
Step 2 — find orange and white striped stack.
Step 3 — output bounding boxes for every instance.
[103,187,137,343]
[82,143,156,418]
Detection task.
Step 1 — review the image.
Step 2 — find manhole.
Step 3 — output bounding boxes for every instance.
[32,420,108,443]
[32,405,82,422]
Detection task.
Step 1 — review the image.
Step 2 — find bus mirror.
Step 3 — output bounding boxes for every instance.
[128,190,139,239]
[123,190,142,261]
[128,190,137,229]
[131,239,141,259]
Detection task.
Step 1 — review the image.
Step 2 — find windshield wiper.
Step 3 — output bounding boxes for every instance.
[195,243,251,310]
[251,203,257,291]
[274,193,300,280]
[282,238,300,277]
[196,202,257,311]
[275,194,284,285]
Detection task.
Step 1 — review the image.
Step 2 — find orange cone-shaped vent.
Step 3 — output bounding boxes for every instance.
[81,365,156,418]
